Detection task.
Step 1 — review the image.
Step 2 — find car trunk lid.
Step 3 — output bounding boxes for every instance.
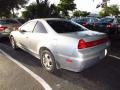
[60,30,108,49]
[61,30,107,42]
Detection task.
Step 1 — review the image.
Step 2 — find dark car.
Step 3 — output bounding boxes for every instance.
[72,17,99,30]
[14,18,26,24]
[0,18,21,38]
[94,17,120,34]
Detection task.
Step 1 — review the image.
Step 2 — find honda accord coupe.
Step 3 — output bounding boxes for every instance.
[10,18,110,72]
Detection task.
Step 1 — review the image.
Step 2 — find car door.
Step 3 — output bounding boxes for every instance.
[16,21,37,50]
[27,21,48,54]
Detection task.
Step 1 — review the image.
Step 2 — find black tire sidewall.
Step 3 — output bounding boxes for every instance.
[10,37,17,49]
[40,50,56,73]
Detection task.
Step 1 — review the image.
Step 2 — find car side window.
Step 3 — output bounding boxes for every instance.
[114,18,120,24]
[90,19,94,23]
[33,21,47,33]
[20,21,37,32]
[92,18,98,23]
[117,18,120,24]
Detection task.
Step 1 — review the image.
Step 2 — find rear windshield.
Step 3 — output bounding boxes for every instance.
[79,18,90,22]
[17,19,25,24]
[0,19,19,25]
[99,18,114,23]
[47,20,85,33]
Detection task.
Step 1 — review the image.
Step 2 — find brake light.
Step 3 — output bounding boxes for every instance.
[0,26,8,31]
[93,23,96,27]
[106,23,112,28]
[78,37,109,49]
[82,22,88,26]
[78,39,87,49]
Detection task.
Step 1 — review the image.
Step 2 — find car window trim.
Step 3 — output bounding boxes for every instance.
[32,21,38,33]
[20,21,37,32]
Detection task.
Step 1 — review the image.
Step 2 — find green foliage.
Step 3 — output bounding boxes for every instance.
[0,0,28,17]
[79,11,90,17]
[22,2,60,20]
[73,10,81,17]
[99,6,111,17]
[110,5,120,16]
[58,0,76,17]
[73,10,90,17]
[99,4,120,17]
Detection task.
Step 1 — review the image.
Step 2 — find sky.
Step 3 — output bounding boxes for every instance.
[28,0,120,13]
[18,0,120,16]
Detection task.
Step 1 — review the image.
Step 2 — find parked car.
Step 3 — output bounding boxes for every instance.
[72,17,99,30]
[10,18,110,72]
[0,18,21,38]
[94,17,120,34]
[14,18,26,24]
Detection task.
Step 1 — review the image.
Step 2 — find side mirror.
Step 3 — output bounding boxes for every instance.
[20,30,26,33]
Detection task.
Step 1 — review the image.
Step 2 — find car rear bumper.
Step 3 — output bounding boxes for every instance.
[0,32,10,38]
[56,49,107,72]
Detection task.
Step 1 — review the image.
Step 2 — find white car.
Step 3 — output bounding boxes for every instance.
[10,18,110,72]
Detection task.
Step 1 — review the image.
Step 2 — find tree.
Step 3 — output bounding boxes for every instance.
[36,0,40,5]
[99,4,120,17]
[79,11,90,17]
[95,0,110,8]
[99,6,111,17]
[73,10,90,17]
[110,5,120,16]
[73,10,81,17]
[0,0,28,17]
[58,0,76,18]
[22,2,60,20]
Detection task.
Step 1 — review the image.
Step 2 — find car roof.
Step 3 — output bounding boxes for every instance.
[31,18,66,22]
[42,18,65,21]
[0,18,16,20]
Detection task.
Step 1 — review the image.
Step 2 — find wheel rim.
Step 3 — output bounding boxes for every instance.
[11,38,15,48]
[42,53,53,70]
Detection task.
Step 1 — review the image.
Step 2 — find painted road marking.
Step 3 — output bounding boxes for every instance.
[0,49,52,90]
[109,54,120,60]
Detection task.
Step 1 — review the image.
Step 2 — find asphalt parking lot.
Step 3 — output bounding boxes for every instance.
[0,35,120,90]
[0,52,44,90]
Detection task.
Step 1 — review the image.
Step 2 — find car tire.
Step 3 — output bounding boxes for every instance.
[10,36,17,50]
[40,50,57,73]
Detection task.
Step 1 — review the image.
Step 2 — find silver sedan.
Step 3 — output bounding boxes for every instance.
[10,18,110,72]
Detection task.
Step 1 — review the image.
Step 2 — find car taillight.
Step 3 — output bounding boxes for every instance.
[78,39,87,49]
[78,37,109,49]
[82,22,88,26]
[106,23,112,28]
[0,26,8,31]
[93,23,96,27]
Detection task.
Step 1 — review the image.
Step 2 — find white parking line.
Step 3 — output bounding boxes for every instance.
[0,49,52,90]
[109,54,120,60]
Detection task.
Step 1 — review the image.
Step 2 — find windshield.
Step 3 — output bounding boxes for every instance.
[47,20,86,33]
[99,18,114,23]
